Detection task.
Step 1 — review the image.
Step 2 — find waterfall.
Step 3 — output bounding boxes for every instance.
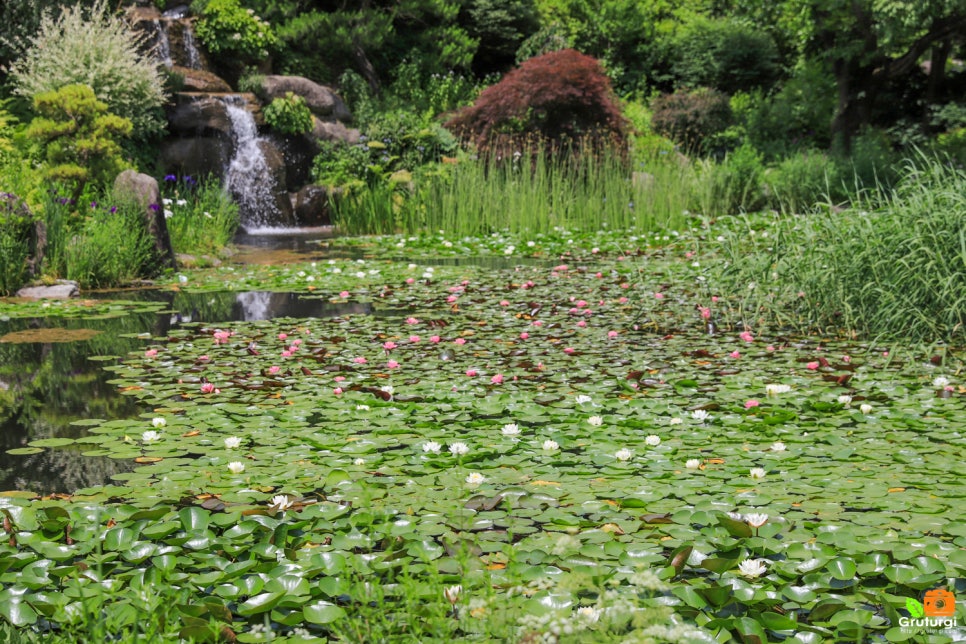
[222,97,281,231]
[182,24,202,70]
[152,20,173,69]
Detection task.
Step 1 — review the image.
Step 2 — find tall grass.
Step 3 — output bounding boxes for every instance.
[162,178,239,256]
[716,155,966,341]
[332,148,695,237]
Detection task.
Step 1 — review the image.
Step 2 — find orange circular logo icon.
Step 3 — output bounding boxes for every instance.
[924,589,956,617]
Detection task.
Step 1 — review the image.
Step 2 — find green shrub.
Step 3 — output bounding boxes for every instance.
[195,0,278,60]
[8,0,166,140]
[672,18,780,93]
[160,174,239,256]
[26,84,132,202]
[263,92,313,135]
[388,60,481,118]
[650,88,732,156]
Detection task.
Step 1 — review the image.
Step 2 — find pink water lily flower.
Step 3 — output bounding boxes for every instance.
[387,360,400,369]
[454,338,466,345]
[745,399,760,408]
[268,366,280,374]
[806,361,820,370]
[339,291,350,298]
[353,356,367,364]
[200,383,216,394]
[491,374,504,384]
[144,349,158,358]
[739,331,754,342]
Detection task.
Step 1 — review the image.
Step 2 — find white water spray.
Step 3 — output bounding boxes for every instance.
[222,97,281,230]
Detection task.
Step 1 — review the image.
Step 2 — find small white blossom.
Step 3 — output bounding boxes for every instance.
[744,513,768,528]
[501,423,521,436]
[227,461,245,474]
[575,606,601,623]
[685,459,701,469]
[444,585,461,604]
[766,383,792,396]
[575,395,593,405]
[645,434,661,446]
[860,403,873,415]
[669,417,683,425]
[151,417,166,428]
[691,409,710,422]
[770,441,786,452]
[224,436,242,449]
[542,439,559,451]
[422,441,442,454]
[749,467,767,479]
[465,472,485,485]
[614,448,633,461]
[933,376,950,388]
[449,442,469,456]
[838,394,853,406]
[141,430,161,443]
[353,458,365,466]
[738,559,768,578]
[587,415,603,426]
[270,494,292,510]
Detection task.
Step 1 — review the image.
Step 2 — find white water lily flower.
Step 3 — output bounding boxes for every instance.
[270,494,292,510]
[422,441,442,454]
[744,513,768,528]
[449,442,469,456]
[933,376,950,388]
[860,403,873,415]
[749,467,767,479]
[669,417,683,425]
[353,458,365,466]
[141,430,161,443]
[501,423,521,436]
[151,417,166,429]
[575,606,601,623]
[645,435,661,446]
[227,461,245,474]
[685,459,701,469]
[838,394,853,406]
[691,409,710,422]
[465,472,485,485]
[575,395,593,405]
[224,436,242,449]
[766,383,792,396]
[738,559,768,578]
[542,439,559,451]
[615,448,633,461]
[727,511,744,520]
[587,416,603,427]
[443,585,461,605]
[770,441,786,452]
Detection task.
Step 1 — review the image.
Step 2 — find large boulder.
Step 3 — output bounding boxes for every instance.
[113,170,177,270]
[311,118,361,145]
[175,67,231,93]
[16,280,79,300]
[168,92,261,135]
[258,76,352,122]
[160,138,230,178]
[291,185,331,226]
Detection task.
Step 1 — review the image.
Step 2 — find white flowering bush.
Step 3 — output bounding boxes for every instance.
[8,0,166,140]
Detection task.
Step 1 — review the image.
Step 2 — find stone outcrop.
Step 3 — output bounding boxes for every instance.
[113,170,178,270]
[17,281,79,300]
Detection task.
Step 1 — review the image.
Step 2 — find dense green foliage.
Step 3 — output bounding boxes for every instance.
[7,0,166,140]
[26,85,132,202]
[195,0,278,61]
[160,175,240,260]
[262,92,313,135]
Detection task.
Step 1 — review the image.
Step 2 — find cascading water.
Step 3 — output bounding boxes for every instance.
[152,20,173,68]
[182,25,202,70]
[222,97,281,231]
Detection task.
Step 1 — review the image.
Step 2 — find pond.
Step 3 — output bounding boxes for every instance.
[0,227,963,642]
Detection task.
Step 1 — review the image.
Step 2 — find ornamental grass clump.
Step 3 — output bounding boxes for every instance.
[717,155,966,341]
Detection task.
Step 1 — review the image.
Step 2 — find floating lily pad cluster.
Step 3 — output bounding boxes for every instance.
[0,234,964,642]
